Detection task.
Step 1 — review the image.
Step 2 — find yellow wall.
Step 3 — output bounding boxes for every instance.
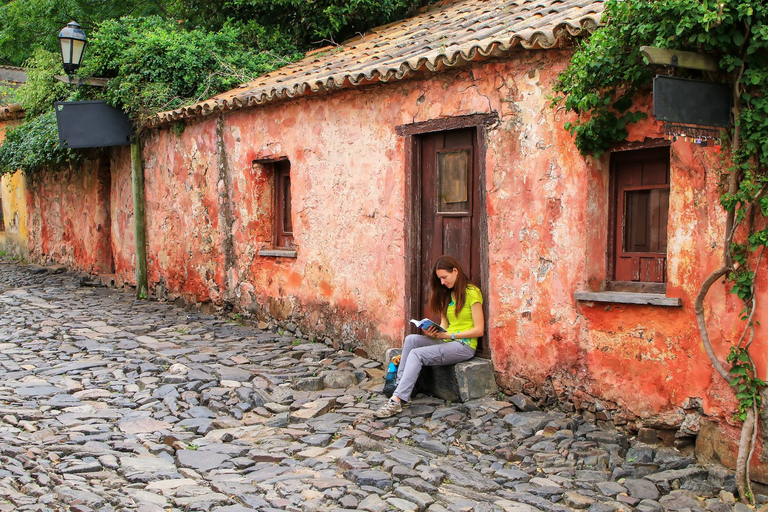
[0,116,28,258]
[0,170,28,258]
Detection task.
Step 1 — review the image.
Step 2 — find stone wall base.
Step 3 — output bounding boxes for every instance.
[696,419,768,487]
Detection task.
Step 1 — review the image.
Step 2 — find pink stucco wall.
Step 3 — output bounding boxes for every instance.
[19,50,765,436]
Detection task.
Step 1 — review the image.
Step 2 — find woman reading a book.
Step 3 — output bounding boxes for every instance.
[375,255,484,418]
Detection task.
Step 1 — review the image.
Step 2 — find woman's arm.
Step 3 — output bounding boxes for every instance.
[429,303,484,340]
[459,302,485,339]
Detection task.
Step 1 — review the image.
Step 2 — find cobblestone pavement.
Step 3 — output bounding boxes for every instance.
[0,259,754,512]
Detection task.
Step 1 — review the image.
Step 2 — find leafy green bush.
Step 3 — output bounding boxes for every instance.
[0,48,83,177]
[173,0,435,50]
[0,0,168,66]
[83,16,288,123]
[0,83,19,105]
[16,49,72,117]
[0,110,80,176]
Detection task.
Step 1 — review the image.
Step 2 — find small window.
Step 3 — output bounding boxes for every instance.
[437,148,471,214]
[273,160,293,249]
[608,147,670,292]
[0,195,4,232]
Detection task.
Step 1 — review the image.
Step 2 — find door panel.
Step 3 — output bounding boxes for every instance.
[417,128,488,356]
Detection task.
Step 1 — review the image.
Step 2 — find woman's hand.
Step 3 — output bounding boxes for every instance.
[423,325,446,339]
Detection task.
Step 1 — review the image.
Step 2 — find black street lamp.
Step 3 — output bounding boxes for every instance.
[54,20,147,300]
[58,21,87,75]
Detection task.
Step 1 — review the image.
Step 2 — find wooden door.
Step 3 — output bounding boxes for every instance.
[417,128,488,356]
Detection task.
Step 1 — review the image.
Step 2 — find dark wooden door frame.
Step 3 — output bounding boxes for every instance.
[397,113,496,358]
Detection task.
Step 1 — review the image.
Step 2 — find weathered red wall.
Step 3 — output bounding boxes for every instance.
[24,49,765,431]
[26,157,115,275]
[110,148,136,286]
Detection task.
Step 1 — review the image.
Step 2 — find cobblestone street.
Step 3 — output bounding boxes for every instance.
[0,259,752,512]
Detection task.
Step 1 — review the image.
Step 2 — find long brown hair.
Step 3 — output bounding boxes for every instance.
[428,255,474,317]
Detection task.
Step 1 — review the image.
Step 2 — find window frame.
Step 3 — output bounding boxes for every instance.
[606,146,671,294]
[272,159,293,250]
[436,147,473,216]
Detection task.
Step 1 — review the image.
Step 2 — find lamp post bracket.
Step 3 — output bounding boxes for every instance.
[54,75,109,87]
[640,46,719,72]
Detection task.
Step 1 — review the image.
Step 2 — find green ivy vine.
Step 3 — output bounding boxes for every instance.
[0,110,81,177]
[728,346,765,422]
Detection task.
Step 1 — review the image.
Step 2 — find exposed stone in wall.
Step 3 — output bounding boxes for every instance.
[496,372,706,451]
[697,419,768,486]
[216,114,237,306]
[245,296,395,362]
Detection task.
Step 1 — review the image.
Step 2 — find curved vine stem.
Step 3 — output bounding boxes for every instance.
[747,401,759,501]
[736,408,756,504]
[694,266,732,382]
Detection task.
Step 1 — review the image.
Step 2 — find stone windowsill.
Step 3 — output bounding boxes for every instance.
[258,249,297,258]
[574,291,682,307]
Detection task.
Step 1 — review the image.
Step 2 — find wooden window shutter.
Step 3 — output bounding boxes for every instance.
[609,147,670,291]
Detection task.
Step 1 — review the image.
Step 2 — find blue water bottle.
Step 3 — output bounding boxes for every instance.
[383,361,397,397]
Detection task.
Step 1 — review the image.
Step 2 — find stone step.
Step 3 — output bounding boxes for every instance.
[385,348,497,402]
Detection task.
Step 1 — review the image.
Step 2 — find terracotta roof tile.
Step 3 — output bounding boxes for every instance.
[0,66,26,121]
[0,103,24,121]
[153,0,603,126]
[0,65,27,85]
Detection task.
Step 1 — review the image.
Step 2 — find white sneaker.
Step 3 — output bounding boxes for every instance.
[374,399,403,418]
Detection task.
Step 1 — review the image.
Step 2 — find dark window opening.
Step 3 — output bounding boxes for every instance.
[0,195,4,232]
[274,160,293,249]
[608,147,671,292]
[624,188,669,253]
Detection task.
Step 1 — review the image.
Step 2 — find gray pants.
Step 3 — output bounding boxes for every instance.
[393,334,475,402]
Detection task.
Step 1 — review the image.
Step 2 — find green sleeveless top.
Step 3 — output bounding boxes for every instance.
[446,285,483,350]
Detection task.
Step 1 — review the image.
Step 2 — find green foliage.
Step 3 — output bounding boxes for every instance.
[171,0,435,51]
[0,110,80,176]
[0,49,84,177]
[0,0,74,66]
[15,49,71,117]
[0,82,19,104]
[82,16,285,123]
[0,0,170,66]
[727,346,766,422]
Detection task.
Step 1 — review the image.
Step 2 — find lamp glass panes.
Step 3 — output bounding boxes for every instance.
[59,21,87,75]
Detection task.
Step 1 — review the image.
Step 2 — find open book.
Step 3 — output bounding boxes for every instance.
[410,318,447,332]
